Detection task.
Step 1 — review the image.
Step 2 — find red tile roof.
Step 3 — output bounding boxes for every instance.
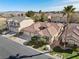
[22,22,64,37]
[62,24,79,45]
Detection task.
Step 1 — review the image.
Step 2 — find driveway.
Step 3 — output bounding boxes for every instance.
[0,35,53,59]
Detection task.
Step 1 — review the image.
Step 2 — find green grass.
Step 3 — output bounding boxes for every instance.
[63,51,79,59]
[50,51,79,59]
[50,46,79,59]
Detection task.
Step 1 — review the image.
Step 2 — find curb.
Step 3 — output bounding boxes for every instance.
[26,46,54,58]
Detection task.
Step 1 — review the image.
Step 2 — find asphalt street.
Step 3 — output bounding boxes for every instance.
[0,35,53,59]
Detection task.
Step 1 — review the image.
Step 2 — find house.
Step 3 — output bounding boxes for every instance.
[21,22,64,43]
[62,24,79,46]
[47,13,67,23]
[6,16,34,33]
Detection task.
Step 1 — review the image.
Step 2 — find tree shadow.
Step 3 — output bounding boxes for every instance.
[6,51,50,59]
[53,46,73,54]
[67,53,79,59]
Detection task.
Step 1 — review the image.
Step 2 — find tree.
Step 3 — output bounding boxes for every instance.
[25,36,49,48]
[25,11,35,18]
[33,15,41,22]
[62,5,75,47]
[33,12,48,22]
[63,5,75,23]
[39,10,42,13]
[40,13,48,22]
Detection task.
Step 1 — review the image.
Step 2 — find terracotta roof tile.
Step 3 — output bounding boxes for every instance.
[62,24,79,45]
[22,22,64,37]
[47,25,58,36]
[38,29,51,37]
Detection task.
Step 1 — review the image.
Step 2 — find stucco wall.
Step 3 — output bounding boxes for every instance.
[8,27,18,33]
[19,19,34,32]
[23,32,31,41]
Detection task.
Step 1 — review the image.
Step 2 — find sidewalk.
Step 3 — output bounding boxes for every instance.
[2,34,26,45]
[9,36,26,45]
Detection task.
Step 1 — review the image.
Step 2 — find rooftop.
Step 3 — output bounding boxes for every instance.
[22,22,64,37]
[7,16,32,22]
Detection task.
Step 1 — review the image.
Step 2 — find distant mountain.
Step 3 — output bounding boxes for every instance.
[0,11,26,18]
[0,11,25,14]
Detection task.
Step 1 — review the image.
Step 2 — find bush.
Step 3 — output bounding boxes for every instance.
[33,13,48,22]
[25,11,35,17]
[24,36,49,48]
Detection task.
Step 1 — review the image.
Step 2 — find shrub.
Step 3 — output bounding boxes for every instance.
[24,36,49,48]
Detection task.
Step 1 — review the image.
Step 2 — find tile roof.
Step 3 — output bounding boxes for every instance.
[62,24,79,45]
[7,16,32,22]
[38,28,51,37]
[22,22,64,37]
[22,23,38,33]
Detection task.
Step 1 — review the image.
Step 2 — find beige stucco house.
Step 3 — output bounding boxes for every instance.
[6,16,34,33]
[21,22,64,43]
[47,13,67,23]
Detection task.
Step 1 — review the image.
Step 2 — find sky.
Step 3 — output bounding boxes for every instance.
[0,0,79,11]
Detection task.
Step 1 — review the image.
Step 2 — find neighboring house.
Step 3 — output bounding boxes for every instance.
[47,13,67,23]
[47,13,79,23]
[6,16,34,33]
[62,24,79,46]
[21,22,64,43]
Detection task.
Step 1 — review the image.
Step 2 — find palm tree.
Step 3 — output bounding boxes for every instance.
[63,5,75,48]
[63,5,75,23]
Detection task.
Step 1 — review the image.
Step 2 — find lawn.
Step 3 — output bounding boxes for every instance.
[50,46,79,59]
[63,51,79,59]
